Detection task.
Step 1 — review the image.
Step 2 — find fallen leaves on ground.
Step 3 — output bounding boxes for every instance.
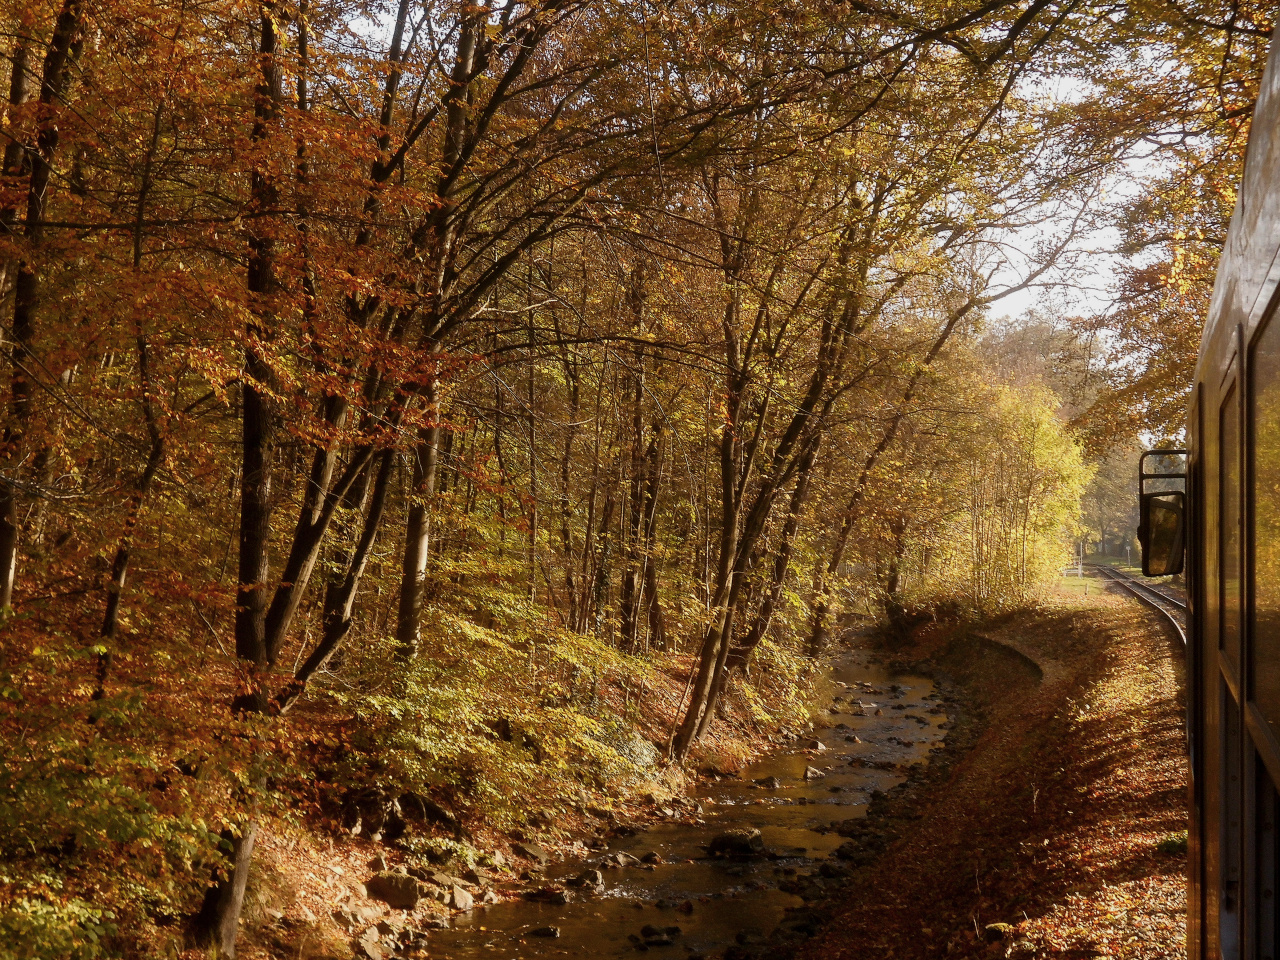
[802,581,1187,959]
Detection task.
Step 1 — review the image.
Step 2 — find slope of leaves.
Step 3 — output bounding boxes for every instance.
[801,582,1186,959]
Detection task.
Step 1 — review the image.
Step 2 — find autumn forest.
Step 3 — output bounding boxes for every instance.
[0,0,1270,957]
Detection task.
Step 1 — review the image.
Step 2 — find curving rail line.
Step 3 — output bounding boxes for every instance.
[1088,564,1187,646]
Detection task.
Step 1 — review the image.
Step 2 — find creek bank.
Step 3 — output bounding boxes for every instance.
[408,646,959,959]
[719,641,983,960]
[675,613,1084,960]
[247,634,968,960]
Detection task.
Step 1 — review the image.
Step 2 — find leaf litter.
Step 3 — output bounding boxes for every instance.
[797,584,1186,960]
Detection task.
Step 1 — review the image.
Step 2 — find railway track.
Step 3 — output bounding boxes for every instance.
[1087,564,1187,646]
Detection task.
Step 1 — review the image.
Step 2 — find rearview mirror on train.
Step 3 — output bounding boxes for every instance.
[1139,491,1185,577]
[1138,448,1187,578]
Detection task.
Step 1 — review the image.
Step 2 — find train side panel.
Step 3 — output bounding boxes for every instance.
[1191,26,1280,960]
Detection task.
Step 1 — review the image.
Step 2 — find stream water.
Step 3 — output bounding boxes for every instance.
[427,650,950,959]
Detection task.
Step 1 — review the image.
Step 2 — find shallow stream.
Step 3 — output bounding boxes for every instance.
[428,651,950,959]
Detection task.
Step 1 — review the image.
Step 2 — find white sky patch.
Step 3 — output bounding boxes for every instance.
[987,68,1181,324]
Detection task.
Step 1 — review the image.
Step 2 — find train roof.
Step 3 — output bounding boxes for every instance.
[1195,28,1280,396]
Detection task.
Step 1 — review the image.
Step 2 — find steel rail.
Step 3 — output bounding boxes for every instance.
[1140,580,1187,611]
[1088,564,1187,646]
[1096,565,1187,611]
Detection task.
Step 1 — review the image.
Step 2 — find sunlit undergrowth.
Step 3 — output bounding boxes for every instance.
[325,615,658,830]
[318,561,818,834]
[0,631,246,958]
[735,637,822,728]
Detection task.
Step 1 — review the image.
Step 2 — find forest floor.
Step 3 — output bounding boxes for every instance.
[792,574,1189,960]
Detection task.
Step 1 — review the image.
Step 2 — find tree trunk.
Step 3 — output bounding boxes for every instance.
[196,822,259,959]
[883,513,908,632]
[0,11,33,294]
[639,423,667,650]
[234,5,283,670]
[807,302,977,652]
[729,439,818,671]
[261,394,348,661]
[396,377,442,659]
[100,93,171,654]
[577,367,607,633]
[276,450,395,714]
[673,552,752,757]
[392,5,480,653]
[559,411,580,628]
[644,553,667,651]
[200,9,283,955]
[619,351,647,651]
[252,0,416,659]
[0,0,84,610]
[100,438,163,641]
[591,486,617,637]
[671,442,739,758]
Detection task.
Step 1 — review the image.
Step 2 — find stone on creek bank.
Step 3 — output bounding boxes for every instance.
[333,904,382,930]
[754,776,784,789]
[985,922,1016,942]
[804,766,826,780]
[601,851,642,868]
[365,872,421,909]
[450,884,474,911]
[352,917,434,960]
[620,733,660,767]
[410,867,462,887]
[707,828,766,858]
[779,875,828,898]
[849,757,895,771]
[355,932,385,960]
[513,841,550,865]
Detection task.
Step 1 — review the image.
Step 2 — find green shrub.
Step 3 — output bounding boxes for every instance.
[325,572,660,830]
[0,887,117,960]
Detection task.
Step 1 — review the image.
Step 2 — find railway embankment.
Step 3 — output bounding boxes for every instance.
[786,576,1188,960]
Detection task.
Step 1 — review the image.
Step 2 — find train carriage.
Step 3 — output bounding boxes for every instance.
[1140,25,1280,960]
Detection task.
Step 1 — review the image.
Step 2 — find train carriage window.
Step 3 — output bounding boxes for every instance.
[1224,381,1242,674]
[1256,764,1280,960]
[1252,318,1280,734]
[1223,683,1243,958]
